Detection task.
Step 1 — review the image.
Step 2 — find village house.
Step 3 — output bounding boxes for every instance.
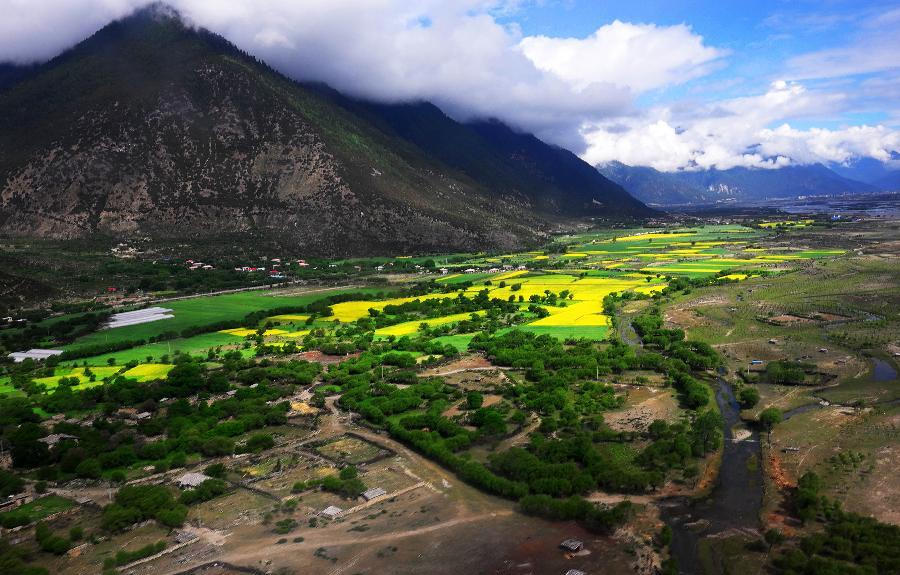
[37,433,79,447]
[361,487,387,502]
[559,539,584,552]
[176,472,211,489]
[320,505,343,519]
[8,349,64,363]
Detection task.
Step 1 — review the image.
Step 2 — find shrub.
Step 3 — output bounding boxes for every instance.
[738,387,760,409]
[274,518,298,534]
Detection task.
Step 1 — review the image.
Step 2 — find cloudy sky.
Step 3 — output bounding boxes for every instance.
[2,0,898,172]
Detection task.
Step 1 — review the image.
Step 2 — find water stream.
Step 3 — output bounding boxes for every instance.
[660,377,763,574]
[661,357,899,573]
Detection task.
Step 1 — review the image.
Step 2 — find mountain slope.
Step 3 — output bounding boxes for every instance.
[330,97,644,214]
[0,6,650,255]
[873,170,900,191]
[597,161,878,206]
[828,153,900,184]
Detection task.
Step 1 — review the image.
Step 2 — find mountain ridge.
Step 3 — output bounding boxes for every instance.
[0,6,650,255]
[597,160,880,206]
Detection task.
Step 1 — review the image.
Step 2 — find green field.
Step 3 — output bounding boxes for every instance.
[64,331,243,366]
[63,287,385,352]
[0,495,76,524]
[33,366,123,390]
[0,376,23,396]
[514,324,610,340]
[430,333,477,352]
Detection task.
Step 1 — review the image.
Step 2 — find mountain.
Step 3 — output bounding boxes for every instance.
[0,6,649,255]
[874,170,900,191]
[597,161,878,206]
[828,153,900,184]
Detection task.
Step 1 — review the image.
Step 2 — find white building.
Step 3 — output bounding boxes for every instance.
[361,487,387,501]
[176,472,211,488]
[8,349,64,363]
[320,505,343,519]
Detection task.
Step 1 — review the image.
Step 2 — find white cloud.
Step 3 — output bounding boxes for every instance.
[0,0,722,151]
[0,0,144,62]
[518,20,724,93]
[584,80,900,171]
[0,1,896,172]
[783,7,900,80]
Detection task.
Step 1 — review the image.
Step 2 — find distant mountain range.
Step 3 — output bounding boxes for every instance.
[828,154,900,188]
[0,5,650,255]
[596,161,893,206]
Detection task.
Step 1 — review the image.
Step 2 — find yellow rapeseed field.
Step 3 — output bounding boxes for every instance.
[268,314,310,322]
[329,293,449,322]
[375,311,487,337]
[121,363,174,381]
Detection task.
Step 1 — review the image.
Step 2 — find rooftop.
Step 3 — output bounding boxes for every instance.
[320,505,343,518]
[8,348,64,363]
[176,472,211,488]
[362,487,387,501]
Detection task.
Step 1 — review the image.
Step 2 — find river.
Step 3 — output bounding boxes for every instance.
[662,356,899,573]
[660,376,763,574]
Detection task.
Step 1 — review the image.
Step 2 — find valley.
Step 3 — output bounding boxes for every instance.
[2,216,898,575]
[1,4,899,574]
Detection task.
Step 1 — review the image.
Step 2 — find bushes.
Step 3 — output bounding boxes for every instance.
[759,407,783,431]
[0,470,24,497]
[519,495,632,534]
[0,538,49,575]
[101,485,185,531]
[155,506,188,528]
[772,506,900,574]
[74,458,101,479]
[273,518,298,534]
[204,463,226,478]
[321,474,366,499]
[179,479,230,505]
[34,522,70,555]
[669,372,710,409]
[103,541,166,568]
[739,386,760,409]
[766,361,808,385]
[243,433,275,453]
[793,472,823,525]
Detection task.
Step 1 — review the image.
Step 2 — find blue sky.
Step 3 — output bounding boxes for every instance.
[2,0,897,171]
[506,0,898,121]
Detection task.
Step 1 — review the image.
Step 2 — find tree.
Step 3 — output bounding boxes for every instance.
[764,528,784,548]
[466,391,484,410]
[204,463,226,478]
[739,387,760,409]
[759,408,782,431]
[75,458,102,479]
[245,433,274,453]
[0,470,24,497]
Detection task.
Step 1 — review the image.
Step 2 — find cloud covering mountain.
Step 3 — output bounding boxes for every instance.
[1,1,897,173]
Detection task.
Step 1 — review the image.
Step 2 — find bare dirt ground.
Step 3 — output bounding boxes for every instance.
[126,400,640,575]
[767,314,816,325]
[603,388,680,433]
[287,350,361,365]
[664,307,710,330]
[441,394,503,418]
[421,354,494,375]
